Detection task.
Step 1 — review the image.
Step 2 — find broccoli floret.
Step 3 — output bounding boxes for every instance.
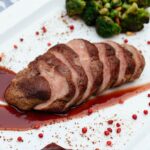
[127,0,150,7]
[121,3,150,32]
[66,0,86,16]
[96,16,121,37]
[82,0,103,26]
[111,0,122,7]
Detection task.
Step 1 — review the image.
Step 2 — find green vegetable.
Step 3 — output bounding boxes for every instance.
[66,0,150,38]
[111,0,122,7]
[96,16,121,37]
[127,0,150,7]
[109,9,120,18]
[99,8,109,15]
[121,3,150,32]
[82,0,103,26]
[66,0,86,16]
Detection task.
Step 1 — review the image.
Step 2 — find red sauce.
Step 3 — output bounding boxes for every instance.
[0,67,150,130]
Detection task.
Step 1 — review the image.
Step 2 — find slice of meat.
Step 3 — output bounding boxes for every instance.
[33,53,76,112]
[67,39,103,105]
[104,41,135,87]
[49,44,88,110]
[122,44,145,81]
[5,68,51,111]
[94,43,119,93]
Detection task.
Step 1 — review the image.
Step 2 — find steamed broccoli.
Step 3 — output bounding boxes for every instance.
[121,3,150,32]
[111,0,122,7]
[96,16,121,37]
[127,0,150,7]
[66,0,86,16]
[82,0,103,26]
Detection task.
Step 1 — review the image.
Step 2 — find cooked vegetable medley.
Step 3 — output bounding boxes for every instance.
[66,0,150,37]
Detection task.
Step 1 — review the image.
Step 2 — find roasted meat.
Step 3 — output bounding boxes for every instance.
[5,39,145,113]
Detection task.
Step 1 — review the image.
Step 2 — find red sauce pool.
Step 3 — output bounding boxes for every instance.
[0,67,150,130]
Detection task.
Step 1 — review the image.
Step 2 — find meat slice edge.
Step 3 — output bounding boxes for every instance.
[34,53,75,112]
[49,44,88,110]
[122,44,145,81]
[5,68,51,111]
[67,39,103,105]
[95,43,119,94]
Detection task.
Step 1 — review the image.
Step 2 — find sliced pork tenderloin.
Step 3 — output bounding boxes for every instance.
[4,67,51,111]
[67,39,103,105]
[95,43,119,94]
[122,44,145,81]
[33,53,76,112]
[49,44,88,110]
[104,41,135,87]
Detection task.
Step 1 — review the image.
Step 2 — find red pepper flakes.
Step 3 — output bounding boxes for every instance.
[104,130,110,136]
[132,114,137,120]
[47,42,51,47]
[17,136,23,142]
[107,120,113,125]
[147,93,150,97]
[143,110,148,115]
[42,26,47,33]
[82,127,87,134]
[88,108,93,115]
[107,128,112,133]
[116,128,121,134]
[147,41,150,45]
[124,39,128,43]
[38,133,44,138]
[20,38,24,42]
[116,123,121,127]
[13,44,18,49]
[35,31,39,36]
[106,141,112,147]
[69,25,75,31]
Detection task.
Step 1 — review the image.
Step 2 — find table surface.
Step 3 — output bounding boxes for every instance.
[0,0,18,12]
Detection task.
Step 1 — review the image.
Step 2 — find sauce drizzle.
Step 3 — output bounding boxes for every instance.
[0,67,150,130]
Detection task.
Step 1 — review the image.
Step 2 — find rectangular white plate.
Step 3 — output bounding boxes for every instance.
[0,0,150,149]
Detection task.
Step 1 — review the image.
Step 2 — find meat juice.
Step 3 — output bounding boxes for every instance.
[0,67,150,130]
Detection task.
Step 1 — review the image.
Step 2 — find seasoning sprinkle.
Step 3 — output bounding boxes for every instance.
[104,130,110,136]
[17,136,23,142]
[107,120,113,125]
[116,128,121,134]
[107,128,112,133]
[38,133,44,138]
[106,141,112,146]
[69,25,75,31]
[143,110,148,115]
[132,114,137,120]
[82,127,87,134]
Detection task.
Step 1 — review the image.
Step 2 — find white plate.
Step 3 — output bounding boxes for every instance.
[0,0,150,149]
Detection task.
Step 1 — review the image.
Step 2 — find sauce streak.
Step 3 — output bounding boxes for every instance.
[0,67,150,130]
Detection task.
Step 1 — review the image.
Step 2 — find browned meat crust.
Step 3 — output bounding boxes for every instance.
[4,40,145,113]
[82,39,103,95]
[49,44,88,109]
[32,52,76,112]
[101,43,120,87]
